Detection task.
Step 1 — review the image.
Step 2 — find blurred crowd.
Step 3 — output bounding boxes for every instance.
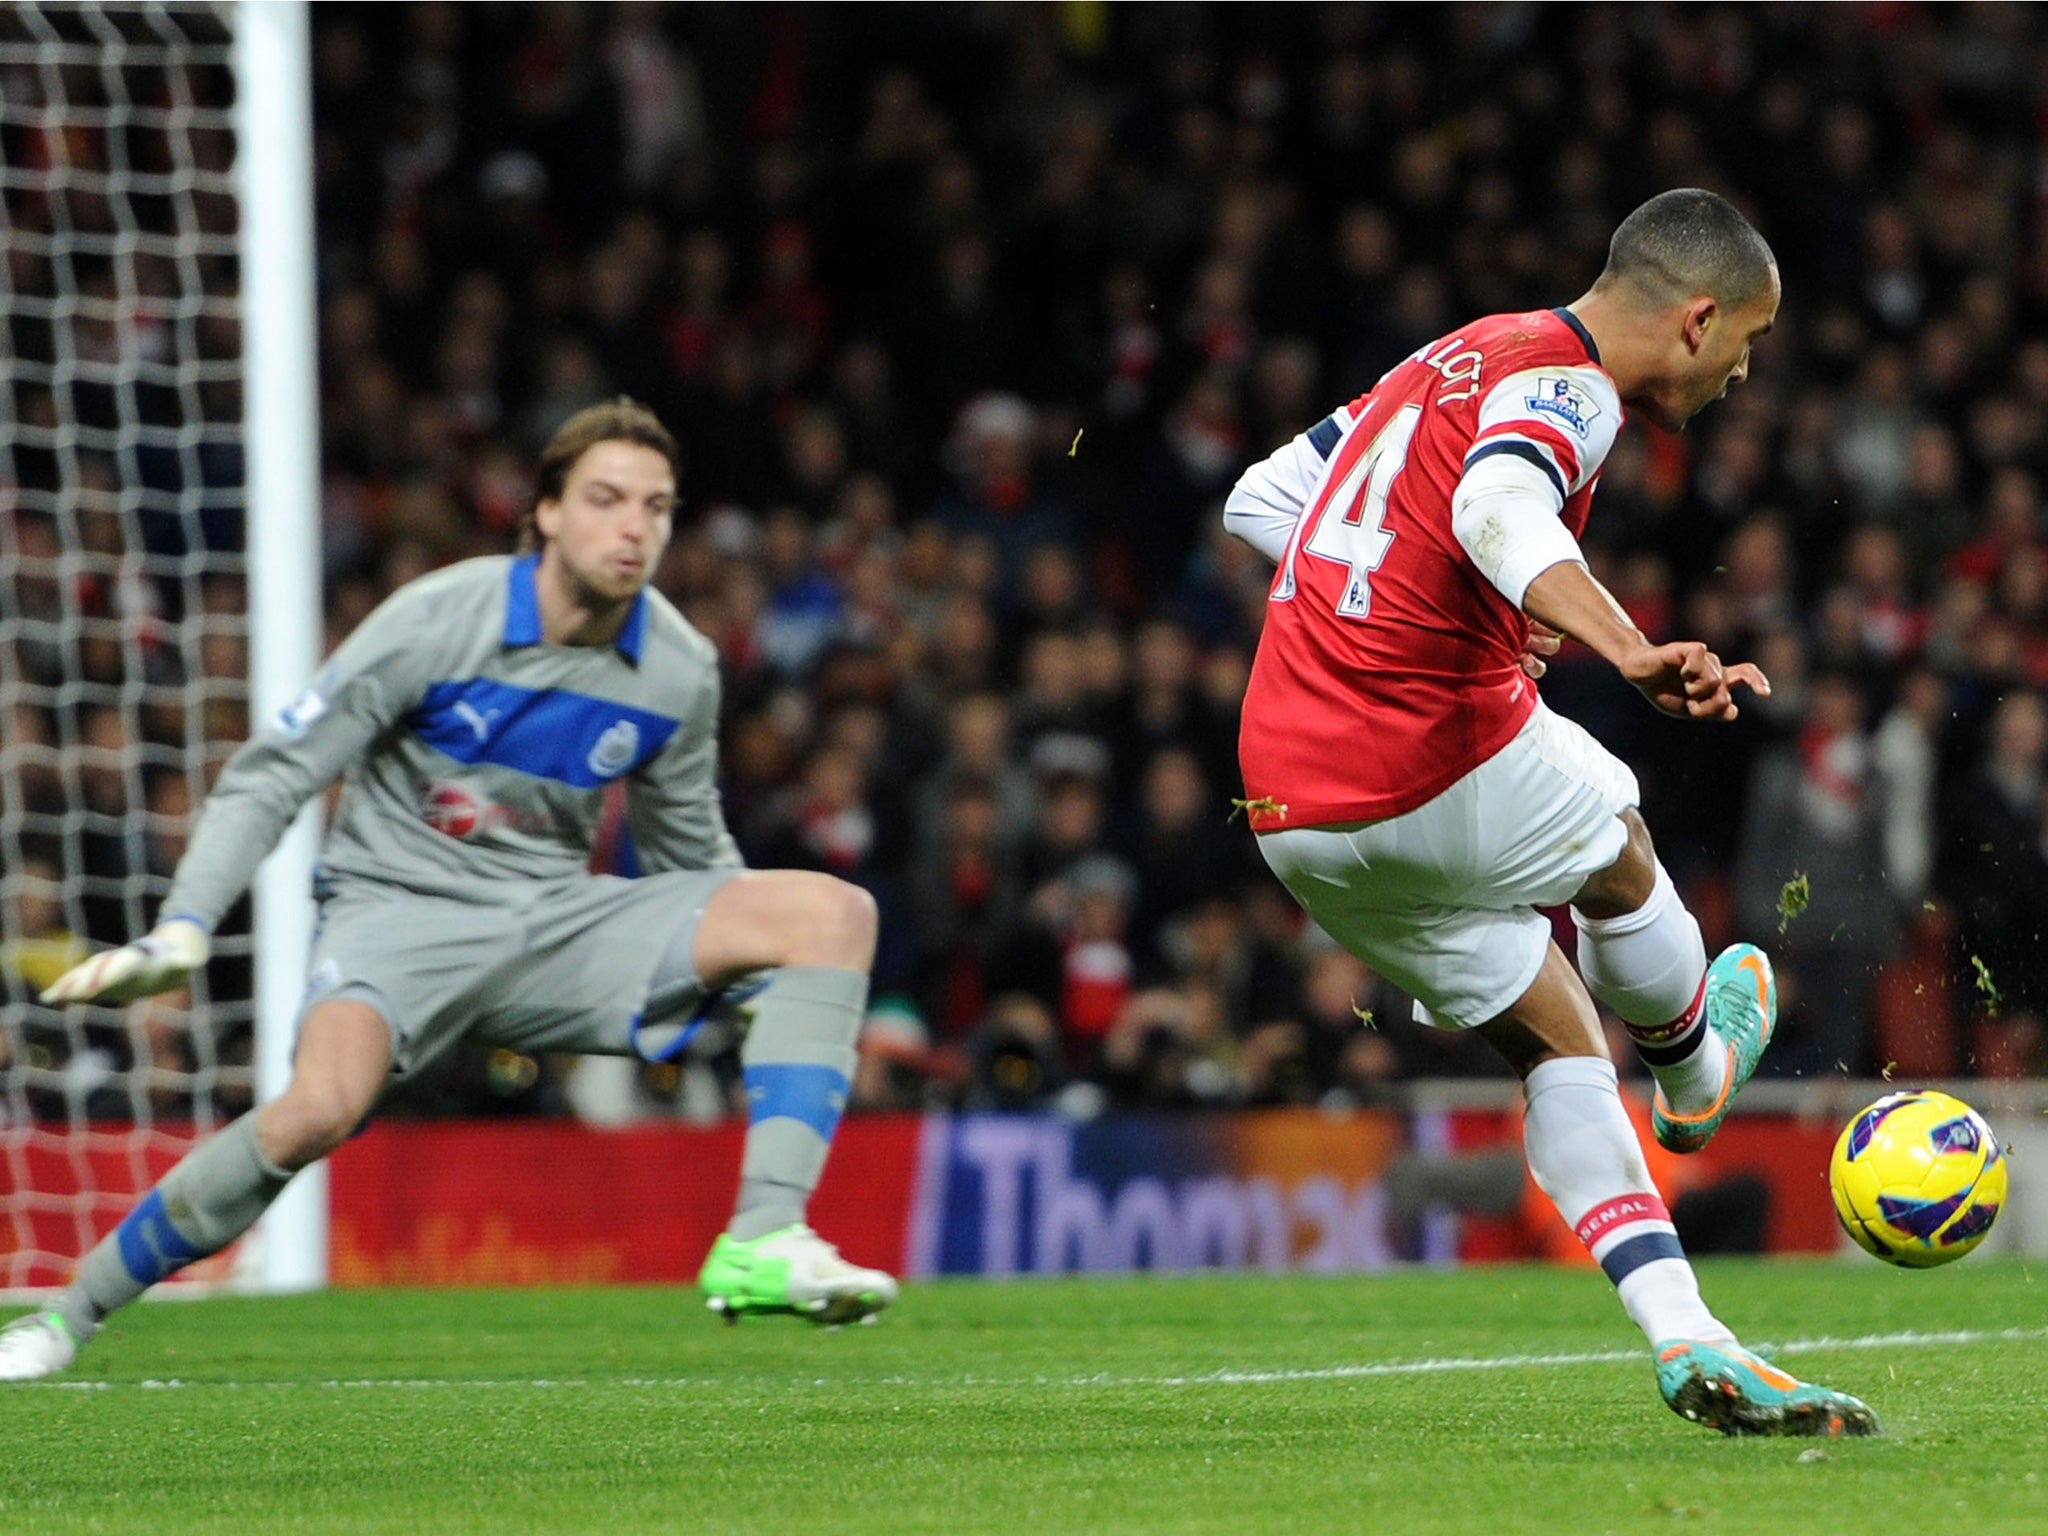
[10,3,2048,1126]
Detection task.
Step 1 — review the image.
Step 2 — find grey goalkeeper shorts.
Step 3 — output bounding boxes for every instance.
[302,867,741,1077]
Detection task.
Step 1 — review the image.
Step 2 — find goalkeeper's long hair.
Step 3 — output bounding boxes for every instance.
[517,396,682,554]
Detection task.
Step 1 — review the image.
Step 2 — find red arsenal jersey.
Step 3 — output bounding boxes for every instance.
[1239,308,1622,831]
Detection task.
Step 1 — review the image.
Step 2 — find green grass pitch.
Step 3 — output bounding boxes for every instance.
[3,1259,2046,1535]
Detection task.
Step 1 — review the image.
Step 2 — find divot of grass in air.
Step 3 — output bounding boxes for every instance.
[1227,795,1287,824]
[1775,871,1810,934]
[1972,953,2002,1016]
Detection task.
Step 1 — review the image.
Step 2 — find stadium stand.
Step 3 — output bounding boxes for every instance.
[12,3,2048,1128]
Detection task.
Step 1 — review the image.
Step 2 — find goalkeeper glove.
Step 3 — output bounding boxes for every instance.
[40,918,211,1005]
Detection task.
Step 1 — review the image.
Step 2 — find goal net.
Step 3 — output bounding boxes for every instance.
[1,1,270,1294]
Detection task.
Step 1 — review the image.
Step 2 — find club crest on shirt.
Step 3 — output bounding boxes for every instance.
[588,719,641,779]
[1525,375,1601,437]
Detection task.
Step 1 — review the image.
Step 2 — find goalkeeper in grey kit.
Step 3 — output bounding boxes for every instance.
[0,399,894,1382]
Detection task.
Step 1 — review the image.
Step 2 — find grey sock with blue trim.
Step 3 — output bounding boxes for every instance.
[727,965,866,1242]
[53,1111,291,1338]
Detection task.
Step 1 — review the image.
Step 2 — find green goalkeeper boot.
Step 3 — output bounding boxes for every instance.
[0,1311,83,1382]
[699,1224,898,1326]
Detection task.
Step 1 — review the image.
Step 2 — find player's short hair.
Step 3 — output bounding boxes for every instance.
[519,396,681,553]
[1597,189,1776,310]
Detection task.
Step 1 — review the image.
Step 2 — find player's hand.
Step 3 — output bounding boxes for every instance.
[1519,623,1563,680]
[1622,640,1770,721]
[40,918,211,1005]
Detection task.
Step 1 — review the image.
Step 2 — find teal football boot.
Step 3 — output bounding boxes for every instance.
[1652,943,1776,1154]
[1655,1338,1878,1437]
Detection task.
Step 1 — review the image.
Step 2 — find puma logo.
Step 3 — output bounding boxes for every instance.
[450,700,500,742]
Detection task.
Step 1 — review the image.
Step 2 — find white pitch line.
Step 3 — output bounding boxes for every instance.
[1136,1326,2048,1386]
[30,1325,2048,1393]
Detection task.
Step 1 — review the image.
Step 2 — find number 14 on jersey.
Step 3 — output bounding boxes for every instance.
[1274,404,1422,618]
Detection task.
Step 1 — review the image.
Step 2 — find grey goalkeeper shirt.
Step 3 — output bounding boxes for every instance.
[162,555,741,930]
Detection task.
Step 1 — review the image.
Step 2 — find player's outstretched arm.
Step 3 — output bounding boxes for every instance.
[40,917,210,1006]
[72,575,447,1002]
[1221,407,1359,563]
[38,689,378,1007]
[1522,560,1769,721]
[1448,448,1735,703]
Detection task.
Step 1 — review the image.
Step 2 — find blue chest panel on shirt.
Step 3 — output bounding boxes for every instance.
[412,678,679,788]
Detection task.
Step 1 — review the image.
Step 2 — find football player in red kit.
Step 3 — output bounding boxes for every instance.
[1228,189,1876,1437]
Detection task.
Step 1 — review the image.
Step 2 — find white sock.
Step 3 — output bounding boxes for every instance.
[1574,864,1726,1115]
[1522,1056,1733,1346]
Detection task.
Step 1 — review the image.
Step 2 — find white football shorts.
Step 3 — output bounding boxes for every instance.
[1255,702,1637,1032]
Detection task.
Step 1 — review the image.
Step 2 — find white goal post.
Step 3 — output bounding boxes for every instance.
[0,0,323,1297]
[234,0,324,1293]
